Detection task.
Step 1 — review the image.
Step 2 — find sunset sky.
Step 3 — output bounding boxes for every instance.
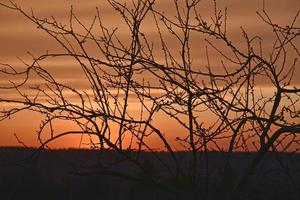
[0,0,299,150]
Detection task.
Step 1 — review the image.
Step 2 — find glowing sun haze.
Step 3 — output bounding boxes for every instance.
[0,0,299,150]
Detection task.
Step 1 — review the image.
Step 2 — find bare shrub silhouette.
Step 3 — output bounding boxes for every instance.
[0,0,300,199]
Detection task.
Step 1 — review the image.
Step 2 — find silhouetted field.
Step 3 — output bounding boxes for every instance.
[0,147,299,200]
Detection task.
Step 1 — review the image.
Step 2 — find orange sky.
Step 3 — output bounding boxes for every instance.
[0,0,299,151]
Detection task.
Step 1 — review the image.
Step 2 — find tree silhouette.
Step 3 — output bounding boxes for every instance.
[0,0,299,199]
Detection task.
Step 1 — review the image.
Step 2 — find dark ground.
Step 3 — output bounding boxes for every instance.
[0,147,299,200]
